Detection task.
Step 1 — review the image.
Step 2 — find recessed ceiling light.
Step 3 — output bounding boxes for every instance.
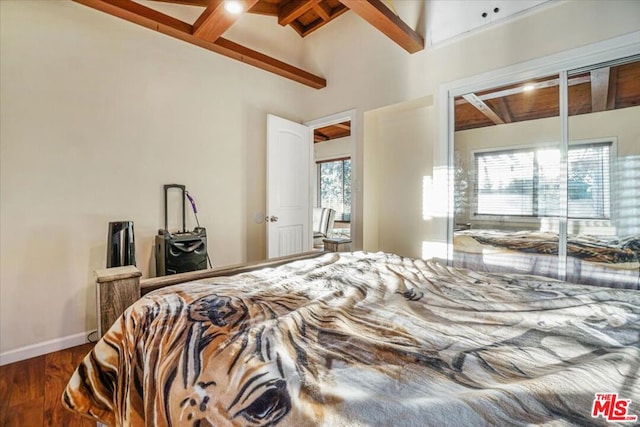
[224,0,244,14]
[523,84,535,92]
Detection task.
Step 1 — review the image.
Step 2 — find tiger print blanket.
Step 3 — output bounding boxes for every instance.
[63,252,640,426]
[455,229,640,264]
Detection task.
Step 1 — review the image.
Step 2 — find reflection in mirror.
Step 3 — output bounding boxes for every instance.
[566,56,640,289]
[452,56,640,290]
[452,74,561,279]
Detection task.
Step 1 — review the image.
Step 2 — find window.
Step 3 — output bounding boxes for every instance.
[317,157,351,221]
[474,142,611,219]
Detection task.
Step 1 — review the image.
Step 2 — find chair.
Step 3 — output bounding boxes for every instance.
[313,207,336,248]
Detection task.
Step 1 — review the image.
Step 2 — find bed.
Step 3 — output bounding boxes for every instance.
[63,251,639,426]
[453,229,640,290]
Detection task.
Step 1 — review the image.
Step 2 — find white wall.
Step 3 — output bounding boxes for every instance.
[314,137,351,162]
[0,0,310,358]
[2,0,640,360]
[364,98,439,259]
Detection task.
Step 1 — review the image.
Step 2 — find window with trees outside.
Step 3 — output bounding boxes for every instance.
[473,142,611,219]
[317,157,351,221]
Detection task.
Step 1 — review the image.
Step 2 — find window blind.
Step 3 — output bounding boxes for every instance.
[474,142,610,219]
[567,142,610,219]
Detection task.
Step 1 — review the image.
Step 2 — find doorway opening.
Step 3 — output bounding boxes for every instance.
[306,110,357,249]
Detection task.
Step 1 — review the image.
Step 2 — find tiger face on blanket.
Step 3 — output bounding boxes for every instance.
[63,252,640,427]
[64,280,428,426]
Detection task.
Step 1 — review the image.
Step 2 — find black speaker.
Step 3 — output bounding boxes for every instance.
[155,227,207,275]
[107,221,136,268]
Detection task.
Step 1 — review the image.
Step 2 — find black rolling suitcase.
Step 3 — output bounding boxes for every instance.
[155,184,208,276]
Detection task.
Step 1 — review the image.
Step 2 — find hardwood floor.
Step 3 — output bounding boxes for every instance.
[0,343,96,427]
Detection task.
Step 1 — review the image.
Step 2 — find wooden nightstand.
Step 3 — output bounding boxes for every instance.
[323,238,352,252]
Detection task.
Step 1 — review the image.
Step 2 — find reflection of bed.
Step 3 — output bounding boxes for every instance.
[454,229,640,290]
[64,251,639,426]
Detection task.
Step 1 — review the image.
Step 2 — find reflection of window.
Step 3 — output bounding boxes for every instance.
[317,158,351,221]
[474,142,611,219]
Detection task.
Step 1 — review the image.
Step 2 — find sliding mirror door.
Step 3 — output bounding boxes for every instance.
[566,56,640,288]
[451,52,640,289]
[453,75,562,278]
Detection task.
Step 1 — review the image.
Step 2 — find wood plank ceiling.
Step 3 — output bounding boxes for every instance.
[314,120,350,142]
[73,0,424,89]
[455,59,640,131]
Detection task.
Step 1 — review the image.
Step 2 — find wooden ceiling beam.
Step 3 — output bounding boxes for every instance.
[279,0,320,26]
[314,131,329,142]
[454,75,592,105]
[289,20,306,37]
[492,97,513,123]
[213,37,325,88]
[314,2,331,21]
[79,0,193,32]
[338,0,423,53]
[149,0,210,6]
[294,4,349,37]
[193,0,259,43]
[590,67,610,113]
[73,0,326,89]
[248,2,278,15]
[606,67,618,110]
[462,93,505,125]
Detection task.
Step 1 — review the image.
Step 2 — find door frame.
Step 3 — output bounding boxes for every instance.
[305,109,357,244]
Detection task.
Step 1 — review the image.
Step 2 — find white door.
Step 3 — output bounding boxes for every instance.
[266,114,312,258]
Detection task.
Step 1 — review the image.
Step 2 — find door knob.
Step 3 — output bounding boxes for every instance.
[265,215,279,222]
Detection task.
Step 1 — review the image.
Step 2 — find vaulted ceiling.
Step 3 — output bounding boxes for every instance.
[73,0,424,89]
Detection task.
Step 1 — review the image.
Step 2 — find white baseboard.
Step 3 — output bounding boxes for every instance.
[0,331,93,366]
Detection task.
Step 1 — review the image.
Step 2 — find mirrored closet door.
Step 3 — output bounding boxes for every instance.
[451,54,640,289]
[452,74,562,279]
[566,57,640,288]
